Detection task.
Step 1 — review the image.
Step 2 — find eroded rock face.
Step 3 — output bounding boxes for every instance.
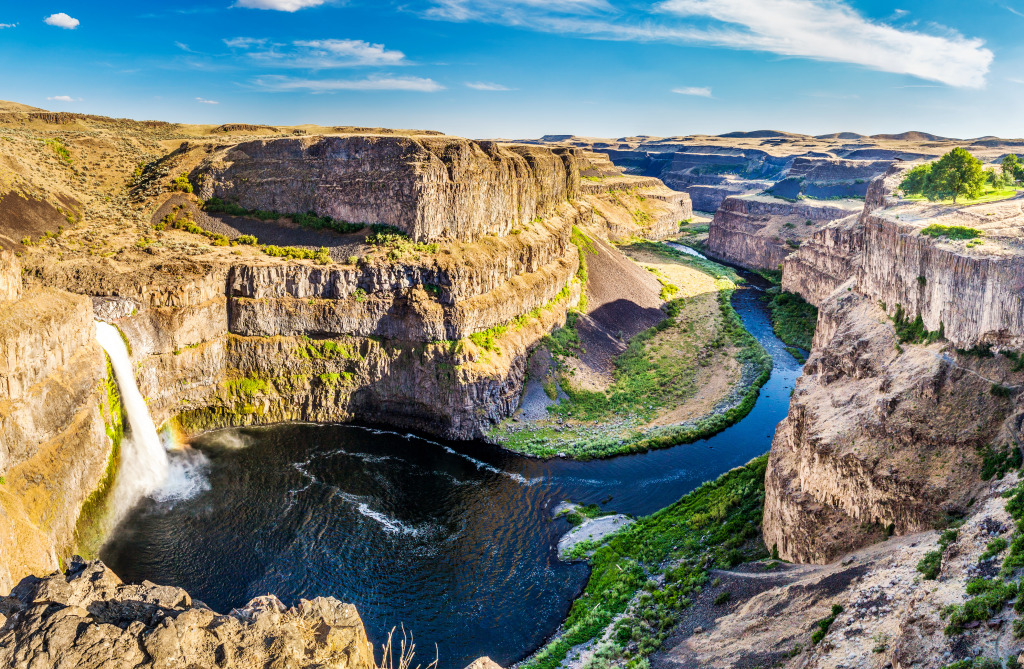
[762,289,1021,564]
[0,277,114,594]
[0,559,375,669]
[706,195,863,271]
[780,213,863,306]
[195,136,582,243]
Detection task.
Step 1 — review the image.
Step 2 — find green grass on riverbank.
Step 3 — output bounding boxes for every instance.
[765,291,817,359]
[522,455,770,669]
[491,243,771,459]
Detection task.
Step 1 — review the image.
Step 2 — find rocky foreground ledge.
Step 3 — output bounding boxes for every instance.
[0,558,378,669]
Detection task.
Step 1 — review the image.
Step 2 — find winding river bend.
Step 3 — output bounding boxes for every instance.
[102,271,802,668]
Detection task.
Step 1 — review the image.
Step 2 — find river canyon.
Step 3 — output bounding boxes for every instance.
[1,103,1023,669]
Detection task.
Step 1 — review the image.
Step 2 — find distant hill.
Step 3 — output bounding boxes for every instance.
[815,132,866,140]
[869,131,956,142]
[717,130,805,139]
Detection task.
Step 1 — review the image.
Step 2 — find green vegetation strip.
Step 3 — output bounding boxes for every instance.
[765,291,817,356]
[204,196,365,235]
[497,241,771,459]
[524,456,769,669]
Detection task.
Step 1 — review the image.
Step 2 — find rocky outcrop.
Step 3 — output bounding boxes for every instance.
[0,251,19,301]
[0,559,375,669]
[706,195,863,271]
[194,136,582,243]
[858,204,1024,350]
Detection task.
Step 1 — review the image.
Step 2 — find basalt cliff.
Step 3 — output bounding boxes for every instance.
[0,106,690,634]
[5,102,1024,669]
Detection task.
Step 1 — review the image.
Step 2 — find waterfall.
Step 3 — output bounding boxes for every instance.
[95,322,170,508]
[94,322,210,528]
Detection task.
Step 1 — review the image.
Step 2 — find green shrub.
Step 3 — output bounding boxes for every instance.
[766,291,817,353]
[811,605,842,644]
[943,578,1018,634]
[921,224,983,240]
[170,173,193,193]
[713,591,731,605]
[236,234,258,245]
[44,138,73,165]
[891,304,943,345]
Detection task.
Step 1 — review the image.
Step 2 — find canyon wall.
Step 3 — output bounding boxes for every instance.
[764,167,1024,563]
[0,253,117,593]
[194,136,582,243]
[706,194,863,271]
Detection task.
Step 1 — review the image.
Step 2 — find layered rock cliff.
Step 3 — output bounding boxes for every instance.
[706,194,863,272]
[194,136,582,243]
[0,252,117,593]
[764,166,1024,564]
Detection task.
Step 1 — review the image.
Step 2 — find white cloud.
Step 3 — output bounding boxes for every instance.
[233,0,326,10]
[0,23,17,29]
[251,75,445,92]
[196,97,220,104]
[672,86,712,97]
[226,38,406,68]
[44,13,79,29]
[656,0,992,88]
[466,81,514,90]
[47,95,81,102]
[426,0,993,88]
[1006,5,1024,18]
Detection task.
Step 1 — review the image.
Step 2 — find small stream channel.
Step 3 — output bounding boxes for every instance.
[102,264,803,669]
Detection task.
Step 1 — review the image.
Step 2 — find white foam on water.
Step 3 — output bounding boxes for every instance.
[152,447,211,505]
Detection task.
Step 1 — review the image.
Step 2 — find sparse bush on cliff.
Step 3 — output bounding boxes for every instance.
[44,138,73,165]
[920,223,983,240]
[811,604,843,644]
[891,304,943,345]
[170,173,193,193]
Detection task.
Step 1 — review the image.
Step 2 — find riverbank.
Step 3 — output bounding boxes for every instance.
[489,242,772,459]
[523,455,771,669]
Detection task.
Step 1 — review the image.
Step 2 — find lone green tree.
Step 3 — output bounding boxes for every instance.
[929,147,985,203]
[1002,153,1023,186]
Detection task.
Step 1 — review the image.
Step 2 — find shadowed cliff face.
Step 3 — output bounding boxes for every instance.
[706,195,863,272]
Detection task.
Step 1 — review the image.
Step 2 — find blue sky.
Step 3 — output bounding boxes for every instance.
[2,1,1023,138]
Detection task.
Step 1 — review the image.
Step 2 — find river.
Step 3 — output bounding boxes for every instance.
[101,270,802,669]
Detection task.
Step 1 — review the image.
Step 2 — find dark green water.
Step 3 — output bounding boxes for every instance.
[103,279,802,668]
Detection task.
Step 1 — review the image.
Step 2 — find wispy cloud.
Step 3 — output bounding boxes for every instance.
[466,81,514,90]
[226,38,407,68]
[0,22,17,29]
[1006,5,1024,17]
[175,41,200,53]
[47,95,82,102]
[196,97,220,104]
[251,74,444,92]
[233,0,327,10]
[671,86,712,97]
[427,0,612,21]
[425,0,993,88]
[44,12,79,29]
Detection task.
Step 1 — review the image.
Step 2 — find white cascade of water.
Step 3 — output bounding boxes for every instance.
[95,322,170,511]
